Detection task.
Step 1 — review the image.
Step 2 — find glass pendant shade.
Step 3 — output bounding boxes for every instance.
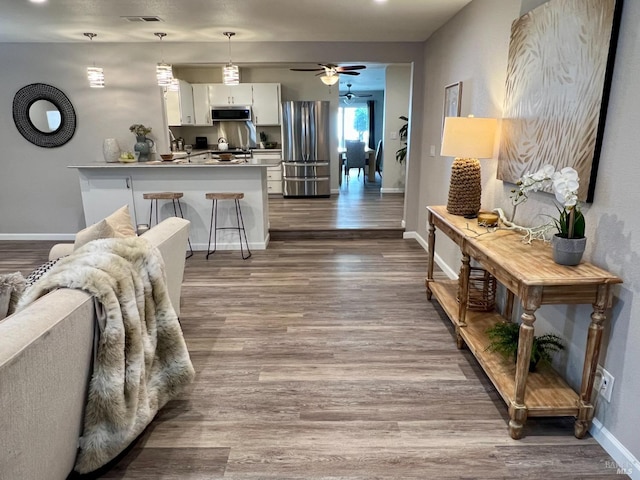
[223,64,240,85]
[87,66,105,88]
[320,74,339,86]
[156,62,174,87]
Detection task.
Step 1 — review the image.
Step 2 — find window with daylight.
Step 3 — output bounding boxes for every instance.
[338,104,369,149]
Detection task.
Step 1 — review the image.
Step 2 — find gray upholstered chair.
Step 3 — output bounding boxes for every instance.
[345,140,367,184]
[374,140,383,179]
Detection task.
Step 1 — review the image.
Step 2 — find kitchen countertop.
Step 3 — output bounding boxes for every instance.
[69,157,281,168]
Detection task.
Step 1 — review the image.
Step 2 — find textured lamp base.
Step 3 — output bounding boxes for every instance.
[447,157,481,217]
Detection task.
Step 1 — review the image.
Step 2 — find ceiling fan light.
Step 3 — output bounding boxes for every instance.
[156,62,174,87]
[87,66,105,88]
[223,64,240,85]
[320,74,339,86]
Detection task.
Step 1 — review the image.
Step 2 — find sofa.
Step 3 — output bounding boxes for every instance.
[0,216,190,480]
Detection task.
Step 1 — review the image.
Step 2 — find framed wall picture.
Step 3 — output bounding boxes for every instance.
[443,81,463,134]
[497,0,622,202]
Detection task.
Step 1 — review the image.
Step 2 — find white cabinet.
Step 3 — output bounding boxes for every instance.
[165,80,195,126]
[253,151,282,194]
[78,175,137,227]
[192,84,212,125]
[252,83,281,126]
[209,83,253,106]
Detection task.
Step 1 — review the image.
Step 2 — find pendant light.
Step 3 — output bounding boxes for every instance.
[154,32,174,87]
[223,32,240,85]
[83,33,104,88]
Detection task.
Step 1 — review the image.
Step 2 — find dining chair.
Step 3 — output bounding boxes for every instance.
[374,140,383,179]
[345,140,367,184]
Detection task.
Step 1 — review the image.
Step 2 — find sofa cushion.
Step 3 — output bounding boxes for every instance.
[73,205,136,250]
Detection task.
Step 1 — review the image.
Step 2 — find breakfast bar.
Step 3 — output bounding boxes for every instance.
[72,158,280,251]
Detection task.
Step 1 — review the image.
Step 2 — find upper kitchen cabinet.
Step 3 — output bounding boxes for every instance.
[165,79,195,126]
[192,84,212,126]
[209,83,253,106]
[252,83,281,126]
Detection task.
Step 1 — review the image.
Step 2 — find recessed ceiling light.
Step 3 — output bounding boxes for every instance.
[29,0,47,3]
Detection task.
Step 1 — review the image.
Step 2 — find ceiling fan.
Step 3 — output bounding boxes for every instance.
[340,83,373,102]
[289,63,366,77]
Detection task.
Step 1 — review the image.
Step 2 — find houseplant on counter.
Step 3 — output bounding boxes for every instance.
[485,321,564,372]
[510,164,585,265]
[129,124,155,162]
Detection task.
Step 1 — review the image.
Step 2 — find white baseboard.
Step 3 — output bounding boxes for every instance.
[406,232,457,279]
[0,233,75,241]
[380,187,405,194]
[590,418,639,479]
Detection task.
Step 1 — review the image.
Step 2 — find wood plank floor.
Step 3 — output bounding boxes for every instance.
[2,238,625,479]
[268,173,405,233]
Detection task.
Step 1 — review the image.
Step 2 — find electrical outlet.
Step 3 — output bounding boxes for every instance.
[429,145,436,157]
[597,366,615,402]
[390,131,398,140]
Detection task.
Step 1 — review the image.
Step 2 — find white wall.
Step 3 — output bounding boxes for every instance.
[0,41,424,235]
[417,0,640,471]
[382,65,411,193]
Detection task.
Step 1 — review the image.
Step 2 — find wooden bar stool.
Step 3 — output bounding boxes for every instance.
[205,192,251,260]
[143,192,193,258]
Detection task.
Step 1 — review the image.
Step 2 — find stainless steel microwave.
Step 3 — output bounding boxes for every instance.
[211,106,252,122]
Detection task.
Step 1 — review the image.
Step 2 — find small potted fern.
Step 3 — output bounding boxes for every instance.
[486,321,564,372]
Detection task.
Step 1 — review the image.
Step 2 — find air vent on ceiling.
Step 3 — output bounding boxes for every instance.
[121,16,164,23]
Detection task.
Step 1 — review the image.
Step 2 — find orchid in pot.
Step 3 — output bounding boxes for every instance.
[510,164,586,265]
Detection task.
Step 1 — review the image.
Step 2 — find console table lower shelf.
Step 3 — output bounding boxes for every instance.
[430,281,579,418]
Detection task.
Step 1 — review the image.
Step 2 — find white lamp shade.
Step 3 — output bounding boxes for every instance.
[156,63,174,87]
[321,74,339,86]
[223,64,240,85]
[441,116,497,159]
[87,66,105,88]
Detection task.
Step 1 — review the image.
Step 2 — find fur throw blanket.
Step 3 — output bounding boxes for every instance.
[17,237,195,474]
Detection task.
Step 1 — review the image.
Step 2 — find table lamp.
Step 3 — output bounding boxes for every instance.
[441,115,497,217]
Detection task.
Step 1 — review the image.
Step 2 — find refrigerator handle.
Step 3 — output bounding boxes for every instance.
[300,104,307,161]
[302,104,311,162]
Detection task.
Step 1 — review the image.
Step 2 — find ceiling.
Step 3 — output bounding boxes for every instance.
[1,0,472,91]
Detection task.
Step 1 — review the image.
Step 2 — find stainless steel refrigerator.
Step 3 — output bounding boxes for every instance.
[281,101,331,197]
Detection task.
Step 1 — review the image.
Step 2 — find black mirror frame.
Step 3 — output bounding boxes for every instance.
[13,83,77,148]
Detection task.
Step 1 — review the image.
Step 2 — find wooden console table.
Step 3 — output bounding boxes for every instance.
[426,205,622,439]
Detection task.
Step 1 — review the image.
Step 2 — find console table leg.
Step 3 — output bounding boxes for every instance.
[426,217,436,300]
[508,402,528,439]
[457,253,470,327]
[509,289,541,439]
[575,285,609,438]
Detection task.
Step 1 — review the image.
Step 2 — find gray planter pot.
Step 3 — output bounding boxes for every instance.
[552,234,587,266]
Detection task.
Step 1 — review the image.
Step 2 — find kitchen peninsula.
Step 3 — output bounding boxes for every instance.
[71,156,280,252]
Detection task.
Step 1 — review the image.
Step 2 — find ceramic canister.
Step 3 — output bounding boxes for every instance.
[103,138,121,163]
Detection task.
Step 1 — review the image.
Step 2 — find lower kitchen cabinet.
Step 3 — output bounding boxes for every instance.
[253,150,282,195]
[77,175,137,227]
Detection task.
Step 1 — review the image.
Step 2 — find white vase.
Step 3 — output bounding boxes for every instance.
[103,138,121,163]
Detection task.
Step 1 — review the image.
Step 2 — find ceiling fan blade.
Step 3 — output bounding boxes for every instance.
[341,71,360,76]
[357,94,373,98]
[336,65,367,71]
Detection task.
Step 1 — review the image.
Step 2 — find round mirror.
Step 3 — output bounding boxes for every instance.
[13,83,76,148]
[28,100,62,133]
